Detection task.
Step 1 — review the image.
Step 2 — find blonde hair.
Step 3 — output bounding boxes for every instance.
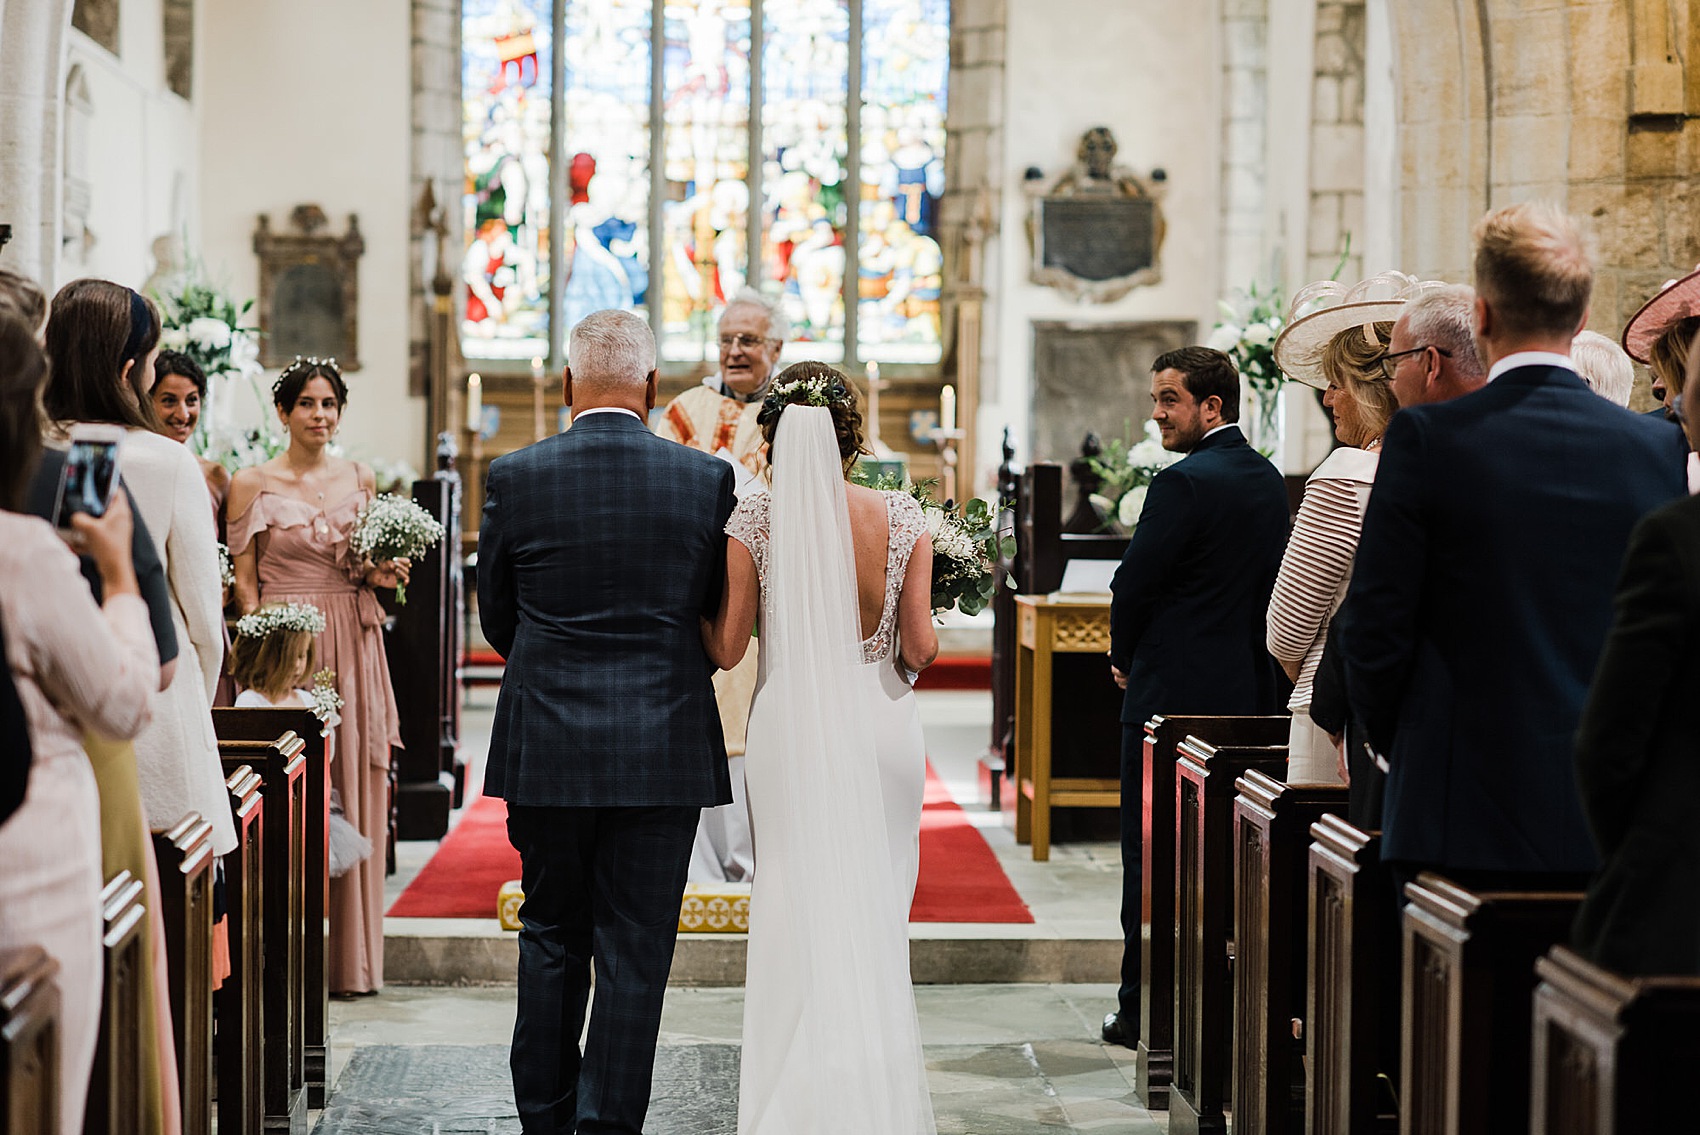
[1321,322,1399,441]
[1472,201,1592,339]
[1570,330,1634,407]
[229,613,317,701]
[1650,317,1700,398]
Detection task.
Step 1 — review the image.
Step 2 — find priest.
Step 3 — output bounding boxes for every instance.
[657,288,789,883]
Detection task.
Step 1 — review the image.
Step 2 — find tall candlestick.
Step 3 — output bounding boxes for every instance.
[939,383,957,434]
[864,361,887,455]
[466,372,483,434]
[531,356,547,441]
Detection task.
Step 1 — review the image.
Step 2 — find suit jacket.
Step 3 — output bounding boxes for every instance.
[1341,364,1687,873]
[1572,494,1700,974]
[478,411,737,808]
[1110,425,1291,727]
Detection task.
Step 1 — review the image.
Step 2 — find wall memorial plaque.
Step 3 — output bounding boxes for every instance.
[1028,127,1167,303]
[254,205,364,370]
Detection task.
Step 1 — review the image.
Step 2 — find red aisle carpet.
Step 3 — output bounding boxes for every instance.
[389,761,1032,924]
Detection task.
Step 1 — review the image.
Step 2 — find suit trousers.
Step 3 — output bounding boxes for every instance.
[506,804,700,1135]
[1118,724,1143,1029]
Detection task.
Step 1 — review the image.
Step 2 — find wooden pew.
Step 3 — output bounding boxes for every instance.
[213,706,328,1109]
[0,945,59,1135]
[152,814,216,1135]
[382,472,465,841]
[1139,714,1289,1111]
[84,871,146,1135]
[214,730,308,1134]
[1231,771,1348,1135]
[1305,817,1398,1135]
[1530,946,1700,1134]
[1170,737,1286,1135]
[217,766,265,1135]
[1400,874,1583,1135]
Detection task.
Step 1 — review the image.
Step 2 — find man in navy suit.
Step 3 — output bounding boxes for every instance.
[479,309,736,1134]
[1101,346,1291,1047]
[1341,201,1688,899]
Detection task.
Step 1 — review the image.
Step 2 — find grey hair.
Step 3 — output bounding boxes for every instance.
[1403,284,1485,380]
[1570,330,1634,407]
[721,287,792,344]
[567,308,656,387]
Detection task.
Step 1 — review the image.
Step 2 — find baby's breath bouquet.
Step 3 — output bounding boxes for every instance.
[309,668,344,726]
[349,494,444,604]
[853,471,1010,617]
[216,542,235,588]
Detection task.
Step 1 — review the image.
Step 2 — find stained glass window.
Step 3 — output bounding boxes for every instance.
[462,0,949,369]
[462,0,553,360]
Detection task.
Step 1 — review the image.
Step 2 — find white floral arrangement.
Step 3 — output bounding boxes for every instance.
[308,668,344,725]
[235,601,326,640]
[1085,419,1182,533]
[1207,278,1289,450]
[152,271,276,471]
[216,542,235,588]
[350,493,445,604]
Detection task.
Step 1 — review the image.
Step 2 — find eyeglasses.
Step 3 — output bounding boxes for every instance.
[1377,344,1452,381]
[718,333,772,351]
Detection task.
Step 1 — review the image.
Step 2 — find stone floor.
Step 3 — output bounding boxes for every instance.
[332,667,1147,1131]
[323,984,1160,1133]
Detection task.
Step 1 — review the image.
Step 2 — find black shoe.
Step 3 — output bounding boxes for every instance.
[1101,1010,1134,1048]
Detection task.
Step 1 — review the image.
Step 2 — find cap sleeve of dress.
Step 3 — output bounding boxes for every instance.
[725,491,771,582]
[887,491,929,580]
[225,489,272,556]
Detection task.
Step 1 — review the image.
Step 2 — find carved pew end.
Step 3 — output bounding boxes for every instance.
[0,945,60,1135]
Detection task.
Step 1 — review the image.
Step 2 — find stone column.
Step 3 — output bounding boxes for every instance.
[1220,0,1269,290]
[410,0,464,409]
[1306,0,1365,283]
[0,0,73,286]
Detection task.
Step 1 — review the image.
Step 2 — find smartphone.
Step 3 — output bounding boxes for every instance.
[52,424,126,529]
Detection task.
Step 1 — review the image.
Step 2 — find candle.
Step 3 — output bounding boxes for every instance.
[865,360,880,387]
[939,384,956,434]
[466,372,483,434]
[531,355,545,384]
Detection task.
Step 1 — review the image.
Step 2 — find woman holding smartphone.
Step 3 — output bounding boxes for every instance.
[0,309,160,1135]
[227,357,406,995]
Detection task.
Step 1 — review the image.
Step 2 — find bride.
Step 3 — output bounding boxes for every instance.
[702,361,939,1134]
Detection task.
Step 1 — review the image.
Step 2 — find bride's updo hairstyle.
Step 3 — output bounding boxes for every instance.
[757,361,868,472]
[272,356,349,411]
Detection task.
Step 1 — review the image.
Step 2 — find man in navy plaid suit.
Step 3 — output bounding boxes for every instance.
[479,309,737,1134]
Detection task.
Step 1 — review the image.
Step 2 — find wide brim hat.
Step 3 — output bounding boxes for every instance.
[1271,272,1434,390]
[1621,265,1700,365]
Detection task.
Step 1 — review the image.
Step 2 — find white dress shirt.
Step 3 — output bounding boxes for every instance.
[1487,350,1577,383]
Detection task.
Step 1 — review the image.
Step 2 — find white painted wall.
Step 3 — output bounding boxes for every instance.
[984,0,1223,468]
[56,0,199,290]
[199,0,423,470]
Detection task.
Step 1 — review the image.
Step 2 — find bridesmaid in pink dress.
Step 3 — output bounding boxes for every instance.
[226,358,408,994]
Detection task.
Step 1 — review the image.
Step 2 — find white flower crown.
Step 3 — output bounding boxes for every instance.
[236,602,326,639]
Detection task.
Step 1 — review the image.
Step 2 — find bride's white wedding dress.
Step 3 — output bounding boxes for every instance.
[725,405,936,1135]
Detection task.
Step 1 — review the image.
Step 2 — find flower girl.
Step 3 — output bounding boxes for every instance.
[228,602,367,874]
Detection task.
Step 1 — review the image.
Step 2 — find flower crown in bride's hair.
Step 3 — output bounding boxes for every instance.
[758,361,855,426]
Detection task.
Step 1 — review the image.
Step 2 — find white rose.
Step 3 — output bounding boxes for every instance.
[1206,324,1242,352]
[187,317,232,351]
[160,327,190,350]
[1118,486,1150,529]
[1242,322,1274,348]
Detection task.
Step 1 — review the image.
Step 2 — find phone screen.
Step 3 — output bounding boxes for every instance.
[54,439,122,527]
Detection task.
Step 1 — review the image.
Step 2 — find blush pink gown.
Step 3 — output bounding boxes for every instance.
[228,484,400,993]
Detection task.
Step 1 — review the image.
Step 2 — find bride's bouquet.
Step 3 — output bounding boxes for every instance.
[349,493,444,604]
[923,491,1006,617]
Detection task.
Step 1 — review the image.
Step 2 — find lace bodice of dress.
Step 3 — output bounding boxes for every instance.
[726,489,928,663]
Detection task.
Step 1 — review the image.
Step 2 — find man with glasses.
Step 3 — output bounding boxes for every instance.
[657,288,791,884]
[1378,284,1487,408]
[657,288,789,478]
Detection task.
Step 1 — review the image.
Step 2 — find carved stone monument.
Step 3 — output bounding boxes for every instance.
[1028,127,1167,303]
[254,206,365,369]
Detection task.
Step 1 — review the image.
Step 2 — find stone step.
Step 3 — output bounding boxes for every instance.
[385,920,1119,986]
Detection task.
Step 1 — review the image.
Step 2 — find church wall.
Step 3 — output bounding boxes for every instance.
[199,0,425,470]
[988,0,1223,468]
[61,5,200,289]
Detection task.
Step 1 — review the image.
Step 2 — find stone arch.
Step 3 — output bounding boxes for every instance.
[62,62,93,272]
[0,0,76,285]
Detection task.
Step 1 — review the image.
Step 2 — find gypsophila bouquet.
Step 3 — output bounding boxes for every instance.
[216,542,235,589]
[235,601,326,639]
[350,494,444,604]
[853,471,1010,617]
[1085,419,1182,534]
[308,668,344,726]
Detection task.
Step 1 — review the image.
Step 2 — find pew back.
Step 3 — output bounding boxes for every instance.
[152,814,216,1135]
[0,946,59,1135]
[1139,714,1290,1112]
[218,766,265,1135]
[84,871,146,1135]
